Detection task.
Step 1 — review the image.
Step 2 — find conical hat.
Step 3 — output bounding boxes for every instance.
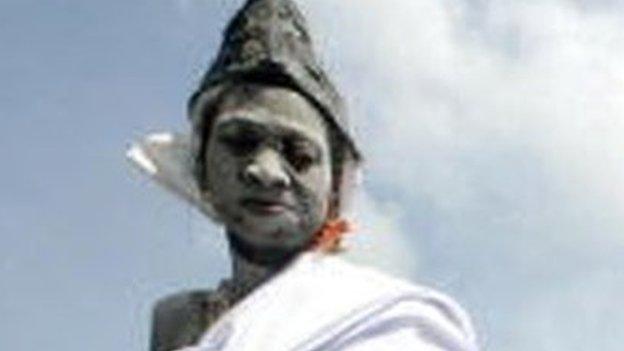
[188,0,360,161]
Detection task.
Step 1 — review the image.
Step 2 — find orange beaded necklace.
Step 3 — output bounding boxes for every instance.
[311,218,354,253]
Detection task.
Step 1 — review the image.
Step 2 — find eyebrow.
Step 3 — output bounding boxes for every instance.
[215,117,324,147]
[216,118,266,134]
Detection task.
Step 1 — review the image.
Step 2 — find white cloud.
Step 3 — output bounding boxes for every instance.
[512,268,624,350]
[301,1,624,350]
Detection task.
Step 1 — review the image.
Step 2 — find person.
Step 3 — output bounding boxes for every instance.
[127,0,478,350]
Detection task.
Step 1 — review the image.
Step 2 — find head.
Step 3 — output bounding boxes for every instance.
[192,83,351,259]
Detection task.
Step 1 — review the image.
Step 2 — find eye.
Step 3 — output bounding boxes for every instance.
[219,133,260,156]
[284,140,319,172]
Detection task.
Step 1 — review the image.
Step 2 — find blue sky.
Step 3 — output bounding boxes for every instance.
[2,0,623,350]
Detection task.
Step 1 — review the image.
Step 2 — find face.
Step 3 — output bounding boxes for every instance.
[202,84,332,253]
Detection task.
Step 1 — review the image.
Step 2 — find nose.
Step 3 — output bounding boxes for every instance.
[241,148,291,189]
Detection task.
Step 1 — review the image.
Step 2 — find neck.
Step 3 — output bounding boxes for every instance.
[225,230,300,300]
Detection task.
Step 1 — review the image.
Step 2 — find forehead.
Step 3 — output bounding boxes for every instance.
[213,85,328,143]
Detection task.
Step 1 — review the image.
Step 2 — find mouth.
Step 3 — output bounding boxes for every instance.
[240,198,294,216]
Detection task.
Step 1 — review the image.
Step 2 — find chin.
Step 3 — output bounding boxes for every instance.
[237,220,313,249]
[219,205,322,251]
[249,225,307,246]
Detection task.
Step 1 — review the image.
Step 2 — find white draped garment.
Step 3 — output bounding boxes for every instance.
[174,252,478,351]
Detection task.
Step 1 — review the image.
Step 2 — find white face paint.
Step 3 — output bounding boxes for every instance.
[203,84,332,253]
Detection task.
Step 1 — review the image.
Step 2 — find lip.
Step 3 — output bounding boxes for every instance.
[240,198,294,216]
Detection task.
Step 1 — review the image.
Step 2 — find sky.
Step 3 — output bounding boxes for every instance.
[1,0,623,350]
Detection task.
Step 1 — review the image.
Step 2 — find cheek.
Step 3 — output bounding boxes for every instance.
[205,147,241,200]
[296,168,333,221]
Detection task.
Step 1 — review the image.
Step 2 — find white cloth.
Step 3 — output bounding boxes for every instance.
[175,252,478,351]
[126,132,222,221]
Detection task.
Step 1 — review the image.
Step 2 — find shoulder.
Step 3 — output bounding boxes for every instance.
[357,283,478,350]
[306,255,478,350]
[150,290,212,351]
[153,290,209,315]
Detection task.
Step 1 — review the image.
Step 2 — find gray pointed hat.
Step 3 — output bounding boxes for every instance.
[188,0,361,161]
